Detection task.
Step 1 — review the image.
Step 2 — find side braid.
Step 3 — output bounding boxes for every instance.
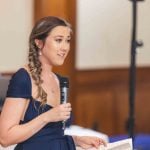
[28,41,47,106]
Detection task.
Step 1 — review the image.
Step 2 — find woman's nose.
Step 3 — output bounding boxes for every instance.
[61,42,69,51]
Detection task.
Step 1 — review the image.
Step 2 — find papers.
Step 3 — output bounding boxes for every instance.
[76,138,133,150]
[65,125,109,142]
[100,138,132,150]
[65,126,132,150]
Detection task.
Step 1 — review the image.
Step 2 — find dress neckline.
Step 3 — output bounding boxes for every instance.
[32,98,54,108]
[20,68,61,108]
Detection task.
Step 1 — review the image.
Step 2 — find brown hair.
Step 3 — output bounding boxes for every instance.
[28,16,71,106]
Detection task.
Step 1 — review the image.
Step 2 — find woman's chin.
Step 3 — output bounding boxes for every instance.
[54,60,65,66]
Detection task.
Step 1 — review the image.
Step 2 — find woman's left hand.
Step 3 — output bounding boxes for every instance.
[73,136,107,149]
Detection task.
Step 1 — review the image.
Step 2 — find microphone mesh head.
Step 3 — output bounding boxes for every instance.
[60,77,69,88]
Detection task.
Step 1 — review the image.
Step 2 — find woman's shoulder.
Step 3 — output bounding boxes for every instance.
[9,67,31,88]
[13,67,28,76]
[6,67,32,98]
[12,67,30,82]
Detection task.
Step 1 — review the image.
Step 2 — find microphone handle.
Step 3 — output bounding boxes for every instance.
[61,87,68,130]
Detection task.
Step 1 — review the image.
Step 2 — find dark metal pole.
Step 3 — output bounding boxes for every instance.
[128,0,144,145]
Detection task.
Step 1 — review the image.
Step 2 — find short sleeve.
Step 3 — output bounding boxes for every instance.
[6,68,31,99]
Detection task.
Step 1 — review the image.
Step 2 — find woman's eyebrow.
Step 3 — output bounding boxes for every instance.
[54,35,71,38]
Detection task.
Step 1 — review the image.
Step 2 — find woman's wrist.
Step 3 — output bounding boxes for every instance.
[72,135,80,146]
[40,112,50,124]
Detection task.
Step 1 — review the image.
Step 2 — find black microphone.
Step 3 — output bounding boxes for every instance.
[60,77,69,129]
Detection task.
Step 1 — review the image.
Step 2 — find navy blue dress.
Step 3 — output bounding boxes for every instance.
[6,68,76,150]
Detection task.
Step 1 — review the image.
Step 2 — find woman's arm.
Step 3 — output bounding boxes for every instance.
[0,98,71,147]
[0,98,48,147]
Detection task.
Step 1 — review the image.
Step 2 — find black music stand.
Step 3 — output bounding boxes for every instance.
[128,0,145,147]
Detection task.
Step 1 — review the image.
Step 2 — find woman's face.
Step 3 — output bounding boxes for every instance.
[38,26,71,67]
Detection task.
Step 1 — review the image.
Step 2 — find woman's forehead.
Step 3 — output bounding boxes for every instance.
[49,26,71,37]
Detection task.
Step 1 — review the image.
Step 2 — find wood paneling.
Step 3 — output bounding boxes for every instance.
[35,0,69,21]
[74,67,150,136]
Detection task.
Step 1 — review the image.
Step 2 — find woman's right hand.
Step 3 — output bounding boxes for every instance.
[43,103,72,123]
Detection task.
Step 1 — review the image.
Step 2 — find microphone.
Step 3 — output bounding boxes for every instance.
[60,77,69,130]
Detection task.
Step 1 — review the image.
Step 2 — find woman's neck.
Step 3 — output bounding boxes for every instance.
[41,63,53,75]
[39,55,53,74]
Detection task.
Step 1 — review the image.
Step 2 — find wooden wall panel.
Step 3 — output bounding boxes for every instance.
[135,83,150,133]
[74,67,150,136]
[35,0,70,20]
[75,89,116,135]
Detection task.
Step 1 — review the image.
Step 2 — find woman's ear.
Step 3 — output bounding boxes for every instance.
[34,39,43,49]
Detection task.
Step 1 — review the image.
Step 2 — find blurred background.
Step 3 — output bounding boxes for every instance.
[0,0,150,148]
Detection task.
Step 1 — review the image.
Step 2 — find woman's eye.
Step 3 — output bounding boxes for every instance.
[66,39,71,43]
[55,39,62,43]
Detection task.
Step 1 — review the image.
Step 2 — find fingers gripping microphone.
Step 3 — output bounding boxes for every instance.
[60,77,69,130]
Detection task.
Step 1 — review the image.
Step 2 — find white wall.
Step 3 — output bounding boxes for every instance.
[0,0,34,72]
[0,1,149,72]
[76,0,150,70]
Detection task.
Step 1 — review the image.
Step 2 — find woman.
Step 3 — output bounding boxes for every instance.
[0,16,106,150]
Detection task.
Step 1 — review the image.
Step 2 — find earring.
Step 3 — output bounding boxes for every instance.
[37,44,40,49]
[39,51,42,56]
